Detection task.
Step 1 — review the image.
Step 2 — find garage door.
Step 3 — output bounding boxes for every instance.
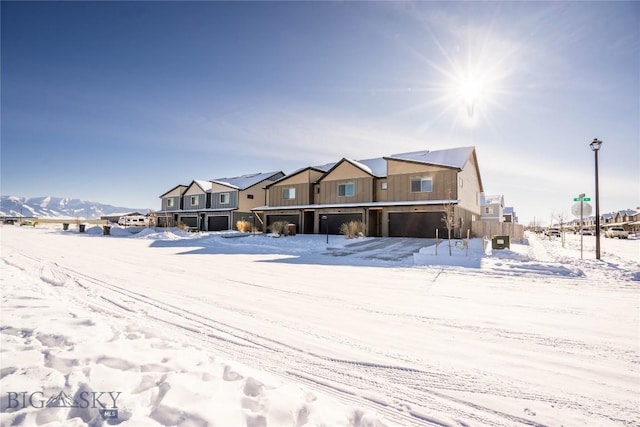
[388,212,446,238]
[267,214,300,230]
[319,213,363,235]
[180,216,198,228]
[208,216,229,231]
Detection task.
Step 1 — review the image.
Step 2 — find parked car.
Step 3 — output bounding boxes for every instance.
[545,227,561,237]
[579,227,594,235]
[605,227,629,239]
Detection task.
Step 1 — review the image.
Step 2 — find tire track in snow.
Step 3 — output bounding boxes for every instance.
[4,249,637,426]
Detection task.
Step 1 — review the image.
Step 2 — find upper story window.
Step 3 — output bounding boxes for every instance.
[190,196,199,206]
[338,182,355,197]
[167,198,174,208]
[410,177,432,193]
[247,194,254,199]
[220,193,230,204]
[484,207,493,214]
[459,178,464,187]
[283,188,296,200]
[381,182,388,190]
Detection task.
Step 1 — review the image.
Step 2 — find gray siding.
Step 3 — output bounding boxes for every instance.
[182,194,206,210]
[211,191,239,209]
[161,197,182,211]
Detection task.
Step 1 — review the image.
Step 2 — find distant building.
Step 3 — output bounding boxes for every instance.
[503,206,518,223]
[480,194,504,222]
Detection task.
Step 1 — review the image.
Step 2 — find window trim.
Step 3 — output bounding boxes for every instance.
[338,182,355,197]
[381,182,388,190]
[190,195,199,206]
[167,198,174,208]
[220,192,230,205]
[283,188,296,200]
[410,177,433,193]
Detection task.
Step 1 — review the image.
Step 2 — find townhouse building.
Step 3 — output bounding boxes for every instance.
[157,171,284,231]
[255,146,484,238]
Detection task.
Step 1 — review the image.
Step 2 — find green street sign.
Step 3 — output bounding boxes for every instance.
[573,197,591,201]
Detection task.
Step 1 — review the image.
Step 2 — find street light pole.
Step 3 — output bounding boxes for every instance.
[590,138,603,260]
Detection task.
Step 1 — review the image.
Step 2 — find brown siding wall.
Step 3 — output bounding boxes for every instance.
[318,177,373,204]
[268,183,312,206]
[456,157,482,215]
[386,168,458,202]
[238,181,268,212]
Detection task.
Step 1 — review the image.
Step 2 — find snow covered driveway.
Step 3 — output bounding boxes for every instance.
[1,226,638,426]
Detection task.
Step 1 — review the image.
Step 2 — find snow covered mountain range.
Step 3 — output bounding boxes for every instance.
[0,196,150,219]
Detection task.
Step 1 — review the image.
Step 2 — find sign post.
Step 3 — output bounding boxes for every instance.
[571,194,593,260]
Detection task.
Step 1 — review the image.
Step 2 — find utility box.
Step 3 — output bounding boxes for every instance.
[492,235,510,250]
[287,223,296,236]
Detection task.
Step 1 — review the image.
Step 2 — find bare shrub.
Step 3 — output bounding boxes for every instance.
[269,221,290,236]
[236,219,251,232]
[339,220,365,239]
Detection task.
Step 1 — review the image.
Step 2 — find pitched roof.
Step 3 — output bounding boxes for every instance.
[211,171,284,190]
[386,146,475,169]
[481,194,504,205]
[265,165,332,188]
[159,184,187,198]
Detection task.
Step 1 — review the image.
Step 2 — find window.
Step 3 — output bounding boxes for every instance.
[381,182,388,190]
[167,199,174,208]
[283,188,296,200]
[410,177,432,193]
[247,194,254,199]
[484,207,493,214]
[338,182,355,197]
[190,196,199,206]
[220,193,230,204]
[459,178,464,187]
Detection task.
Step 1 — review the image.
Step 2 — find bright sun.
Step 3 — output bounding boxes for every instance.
[456,75,486,117]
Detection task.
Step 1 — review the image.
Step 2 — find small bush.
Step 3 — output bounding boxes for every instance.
[176,221,187,230]
[339,220,365,239]
[269,221,290,236]
[236,219,251,232]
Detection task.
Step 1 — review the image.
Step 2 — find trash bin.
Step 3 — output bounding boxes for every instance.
[103,225,111,236]
[287,223,296,236]
[79,224,86,233]
[62,223,69,231]
[491,235,510,249]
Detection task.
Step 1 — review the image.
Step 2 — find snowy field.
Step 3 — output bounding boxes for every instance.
[1,225,638,427]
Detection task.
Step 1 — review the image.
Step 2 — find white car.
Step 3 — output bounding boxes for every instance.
[605,227,629,239]
[579,227,594,235]
[545,227,561,237]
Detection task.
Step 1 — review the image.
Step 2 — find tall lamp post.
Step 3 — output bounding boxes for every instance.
[590,138,603,260]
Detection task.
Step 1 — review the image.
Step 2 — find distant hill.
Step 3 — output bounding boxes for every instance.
[0,196,151,219]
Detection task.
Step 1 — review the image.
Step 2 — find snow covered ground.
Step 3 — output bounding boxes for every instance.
[1,225,638,426]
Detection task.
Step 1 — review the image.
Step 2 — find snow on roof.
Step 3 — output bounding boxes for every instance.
[388,146,475,169]
[312,162,337,172]
[617,209,637,216]
[481,194,504,205]
[353,157,387,177]
[344,158,374,175]
[193,180,212,191]
[211,171,282,190]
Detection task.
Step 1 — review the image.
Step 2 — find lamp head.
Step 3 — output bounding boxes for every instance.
[590,138,603,151]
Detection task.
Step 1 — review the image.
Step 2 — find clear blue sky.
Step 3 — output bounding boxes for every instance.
[2,1,638,224]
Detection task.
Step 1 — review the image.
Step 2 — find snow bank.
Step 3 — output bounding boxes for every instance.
[1,254,389,427]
